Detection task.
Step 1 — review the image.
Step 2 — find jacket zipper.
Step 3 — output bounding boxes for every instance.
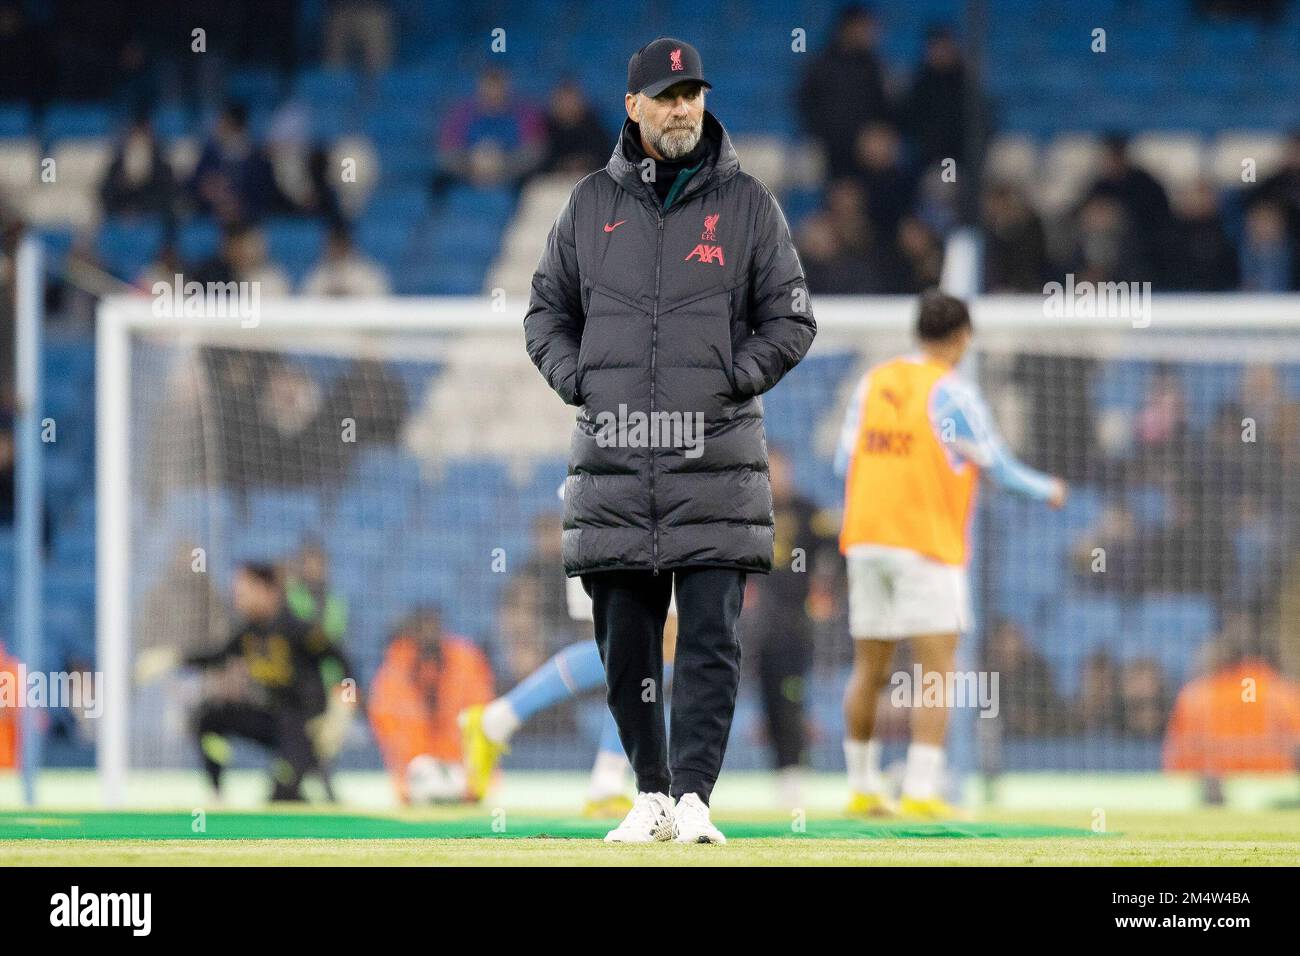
[649,212,664,575]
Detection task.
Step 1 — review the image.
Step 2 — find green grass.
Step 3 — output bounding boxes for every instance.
[2,809,1295,866]
[1,771,1295,865]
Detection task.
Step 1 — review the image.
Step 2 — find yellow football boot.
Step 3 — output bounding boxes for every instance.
[898,795,965,820]
[845,791,897,817]
[582,794,634,819]
[458,705,508,801]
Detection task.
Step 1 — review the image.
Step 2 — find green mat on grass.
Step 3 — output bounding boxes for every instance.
[0,811,1100,841]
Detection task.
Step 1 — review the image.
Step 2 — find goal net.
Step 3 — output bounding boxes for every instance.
[96,293,1300,804]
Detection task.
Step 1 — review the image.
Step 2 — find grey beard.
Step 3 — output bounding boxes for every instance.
[652,124,702,160]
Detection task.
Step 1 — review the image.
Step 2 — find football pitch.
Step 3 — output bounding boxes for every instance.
[0,808,1296,866]
[1,771,1296,866]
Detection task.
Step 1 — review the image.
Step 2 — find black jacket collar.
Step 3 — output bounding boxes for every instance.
[605,110,740,208]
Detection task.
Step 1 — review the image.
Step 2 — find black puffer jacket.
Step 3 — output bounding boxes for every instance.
[525,111,815,577]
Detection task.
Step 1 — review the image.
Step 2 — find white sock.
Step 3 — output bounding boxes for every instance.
[587,750,630,801]
[777,766,804,809]
[844,738,885,795]
[480,699,520,744]
[902,742,945,800]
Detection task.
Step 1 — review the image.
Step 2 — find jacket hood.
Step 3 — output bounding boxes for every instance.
[605,109,740,204]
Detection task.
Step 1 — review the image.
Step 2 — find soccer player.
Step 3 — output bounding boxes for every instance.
[835,291,1066,819]
[459,575,677,817]
[135,562,355,801]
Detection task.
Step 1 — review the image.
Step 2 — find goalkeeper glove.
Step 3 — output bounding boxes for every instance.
[135,646,181,685]
[308,692,356,762]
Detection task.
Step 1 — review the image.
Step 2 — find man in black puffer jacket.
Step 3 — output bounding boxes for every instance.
[524,37,815,843]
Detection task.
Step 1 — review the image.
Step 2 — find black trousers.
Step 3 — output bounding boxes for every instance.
[753,625,812,770]
[584,567,746,804]
[194,700,317,801]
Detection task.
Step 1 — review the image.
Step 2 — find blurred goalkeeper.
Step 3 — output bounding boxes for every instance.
[835,291,1066,819]
[136,562,357,802]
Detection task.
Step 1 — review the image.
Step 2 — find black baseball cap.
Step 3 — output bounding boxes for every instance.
[627,37,712,97]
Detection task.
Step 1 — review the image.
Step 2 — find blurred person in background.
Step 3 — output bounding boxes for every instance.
[1067,193,1153,285]
[851,122,917,242]
[798,4,890,179]
[836,292,1066,819]
[903,24,968,167]
[368,606,493,804]
[189,102,279,224]
[1077,651,1123,733]
[983,619,1068,736]
[286,146,346,225]
[982,182,1047,292]
[99,114,177,220]
[0,0,54,110]
[193,221,291,296]
[1134,363,1190,468]
[539,79,610,176]
[798,211,872,294]
[498,513,584,683]
[323,0,394,74]
[0,638,20,770]
[302,223,390,296]
[1082,133,1171,281]
[1119,658,1170,739]
[820,178,909,292]
[1163,179,1239,291]
[897,216,944,292]
[284,538,357,800]
[1164,621,1300,774]
[1240,200,1293,291]
[284,539,349,661]
[436,66,545,195]
[1250,129,1300,284]
[135,563,353,802]
[738,446,839,809]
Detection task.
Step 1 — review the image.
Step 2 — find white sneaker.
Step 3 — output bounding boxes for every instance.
[603,791,675,843]
[673,793,727,844]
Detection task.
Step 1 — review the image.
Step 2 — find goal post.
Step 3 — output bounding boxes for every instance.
[94,291,1300,806]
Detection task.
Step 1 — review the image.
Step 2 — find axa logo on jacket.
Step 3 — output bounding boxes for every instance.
[686,211,724,265]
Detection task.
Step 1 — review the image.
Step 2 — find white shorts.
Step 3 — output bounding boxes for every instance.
[565,575,678,623]
[846,545,970,640]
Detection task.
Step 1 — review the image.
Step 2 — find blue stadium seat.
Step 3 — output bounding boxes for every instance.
[98,218,166,281]
[0,105,33,137]
[355,219,412,269]
[295,68,363,107]
[241,489,324,539]
[1122,594,1217,685]
[362,186,431,225]
[226,68,285,107]
[443,186,514,227]
[1037,595,1125,696]
[178,219,221,265]
[42,104,114,140]
[150,105,194,141]
[263,218,327,286]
